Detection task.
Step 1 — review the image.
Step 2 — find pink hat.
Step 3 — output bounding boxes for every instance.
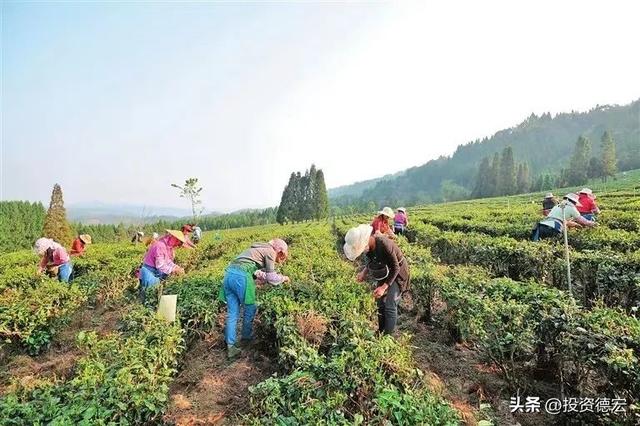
[269,239,288,257]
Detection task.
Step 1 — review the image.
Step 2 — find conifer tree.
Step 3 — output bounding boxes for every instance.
[472,157,491,198]
[488,153,501,196]
[276,173,296,224]
[567,136,592,185]
[313,169,329,220]
[499,146,517,195]
[600,131,617,181]
[42,184,74,246]
[516,162,530,193]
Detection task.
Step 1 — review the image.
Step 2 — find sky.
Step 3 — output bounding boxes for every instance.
[2,0,640,213]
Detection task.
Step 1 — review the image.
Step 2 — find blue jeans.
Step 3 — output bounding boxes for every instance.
[223,268,257,346]
[581,213,596,221]
[58,262,73,283]
[138,264,165,302]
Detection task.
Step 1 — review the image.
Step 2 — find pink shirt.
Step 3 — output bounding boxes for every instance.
[394,212,408,226]
[40,246,70,269]
[142,235,177,275]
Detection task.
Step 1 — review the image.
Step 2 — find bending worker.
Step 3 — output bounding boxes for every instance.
[138,230,189,301]
[371,207,395,237]
[343,224,410,335]
[34,237,73,283]
[532,193,596,241]
[393,208,409,235]
[220,239,290,360]
[577,188,600,221]
[541,193,556,216]
[70,234,92,256]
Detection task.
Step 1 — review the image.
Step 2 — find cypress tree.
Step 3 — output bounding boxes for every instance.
[42,184,74,246]
[472,157,491,198]
[488,152,501,196]
[567,136,591,185]
[499,146,517,195]
[302,166,316,220]
[291,172,303,222]
[276,173,296,224]
[313,169,329,220]
[600,131,617,181]
[516,162,530,194]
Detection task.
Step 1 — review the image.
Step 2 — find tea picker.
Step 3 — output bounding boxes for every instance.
[219,239,290,360]
[137,230,191,305]
[344,224,410,336]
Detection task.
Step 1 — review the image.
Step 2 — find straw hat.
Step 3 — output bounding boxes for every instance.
[563,193,582,207]
[79,234,92,244]
[343,224,373,261]
[397,207,406,213]
[579,188,593,195]
[378,207,394,218]
[166,230,187,243]
[544,193,554,199]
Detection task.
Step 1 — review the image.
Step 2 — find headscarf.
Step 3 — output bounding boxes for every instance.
[34,238,62,256]
[269,239,289,258]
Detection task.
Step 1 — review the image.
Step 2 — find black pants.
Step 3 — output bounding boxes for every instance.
[531,223,560,241]
[377,281,401,335]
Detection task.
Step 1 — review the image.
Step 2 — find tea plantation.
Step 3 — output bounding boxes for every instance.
[0,177,638,425]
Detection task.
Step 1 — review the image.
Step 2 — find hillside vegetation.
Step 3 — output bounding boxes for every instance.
[331,100,640,207]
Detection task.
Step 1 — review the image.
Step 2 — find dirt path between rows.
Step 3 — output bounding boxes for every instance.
[0,301,132,395]
[399,311,555,426]
[164,331,276,426]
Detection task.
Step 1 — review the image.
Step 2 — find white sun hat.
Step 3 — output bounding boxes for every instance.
[564,193,582,207]
[377,207,394,218]
[579,188,593,195]
[544,193,554,199]
[343,224,373,261]
[397,207,406,213]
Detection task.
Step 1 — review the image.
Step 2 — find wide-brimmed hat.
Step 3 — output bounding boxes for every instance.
[343,224,373,261]
[368,261,389,281]
[397,207,406,213]
[544,193,554,199]
[165,230,195,248]
[378,207,394,218]
[579,188,593,195]
[563,193,582,207]
[79,234,92,244]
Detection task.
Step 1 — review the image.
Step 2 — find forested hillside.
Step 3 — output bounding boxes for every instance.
[331,100,640,207]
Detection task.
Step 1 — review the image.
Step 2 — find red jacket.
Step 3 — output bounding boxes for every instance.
[70,238,85,256]
[577,194,598,214]
[371,216,393,235]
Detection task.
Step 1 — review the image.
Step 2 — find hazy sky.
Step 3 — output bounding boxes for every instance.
[2,1,639,213]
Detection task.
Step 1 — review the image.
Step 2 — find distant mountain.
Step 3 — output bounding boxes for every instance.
[329,99,640,207]
[328,171,404,198]
[67,202,221,225]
